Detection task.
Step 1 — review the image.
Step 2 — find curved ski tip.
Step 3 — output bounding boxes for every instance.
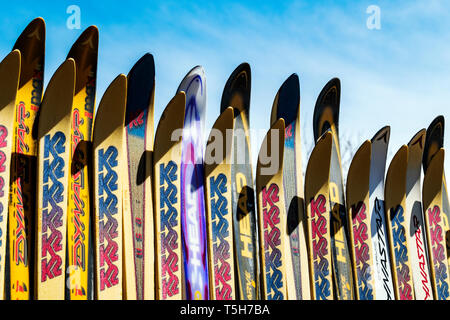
[315,77,341,107]
[68,25,99,55]
[407,128,426,148]
[272,118,285,131]
[129,53,155,76]
[14,17,46,48]
[281,73,299,91]
[7,49,21,64]
[371,125,391,144]
[177,65,206,93]
[323,77,341,92]
[427,115,445,133]
[184,65,205,78]
[233,62,251,75]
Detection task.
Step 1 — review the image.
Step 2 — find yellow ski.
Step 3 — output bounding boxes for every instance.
[384,145,414,300]
[305,132,333,300]
[0,50,21,300]
[204,107,235,300]
[92,75,127,300]
[256,119,287,300]
[35,59,75,300]
[153,92,185,300]
[422,148,450,300]
[8,17,45,300]
[346,140,375,300]
[66,25,98,300]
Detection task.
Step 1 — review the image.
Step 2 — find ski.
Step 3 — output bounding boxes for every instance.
[406,129,433,300]
[270,74,310,300]
[8,17,45,300]
[384,145,414,300]
[0,50,21,300]
[256,119,287,300]
[220,63,259,300]
[369,126,394,300]
[35,59,75,300]
[313,78,354,300]
[423,116,450,272]
[123,53,155,300]
[204,107,235,300]
[177,66,209,300]
[66,25,98,300]
[153,92,185,300]
[305,132,333,300]
[422,148,450,300]
[346,140,375,300]
[92,74,127,300]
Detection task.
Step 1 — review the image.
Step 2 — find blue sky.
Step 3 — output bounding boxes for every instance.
[1,0,450,175]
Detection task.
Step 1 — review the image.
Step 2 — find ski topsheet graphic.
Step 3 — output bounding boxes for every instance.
[305,132,333,300]
[270,74,310,300]
[313,78,354,300]
[123,54,155,300]
[346,140,375,300]
[385,145,414,300]
[177,66,209,300]
[93,75,127,300]
[406,129,433,300]
[153,92,185,300]
[369,126,394,300]
[8,17,45,300]
[422,149,450,300]
[66,25,98,301]
[423,116,450,272]
[35,59,75,300]
[0,50,21,300]
[204,107,235,300]
[220,63,258,300]
[256,119,287,300]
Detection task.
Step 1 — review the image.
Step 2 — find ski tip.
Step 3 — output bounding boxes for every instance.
[346,140,372,206]
[371,126,391,145]
[407,128,426,149]
[176,65,206,96]
[67,25,99,58]
[220,63,251,114]
[422,148,445,210]
[13,17,46,50]
[423,115,445,173]
[271,73,300,126]
[313,78,341,141]
[127,53,155,82]
[256,118,285,179]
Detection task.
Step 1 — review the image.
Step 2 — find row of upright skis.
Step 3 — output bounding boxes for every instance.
[0,17,448,300]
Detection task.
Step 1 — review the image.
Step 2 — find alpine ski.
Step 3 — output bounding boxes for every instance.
[313,78,354,300]
[305,131,333,300]
[92,74,126,300]
[270,74,310,299]
[123,53,155,300]
[66,25,98,300]
[422,148,450,300]
[35,59,75,299]
[8,17,45,300]
[0,50,20,300]
[369,126,394,300]
[423,116,450,271]
[406,129,433,300]
[177,66,209,300]
[204,107,235,300]
[346,140,375,300]
[153,92,185,300]
[384,145,414,300]
[220,63,259,300]
[256,119,287,300]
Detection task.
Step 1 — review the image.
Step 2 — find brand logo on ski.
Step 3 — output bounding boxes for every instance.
[210,173,233,300]
[13,179,26,266]
[412,215,432,300]
[41,132,66,282]
[98,146,120,291]
[16,102,29,154]
[427,205,450,300]
[160,161,180,299]
[235,172,255,298]
[262,183,284,300]
[351,202,373,299]
[310,194,331,300]
[31,70,43,112]
[390,205,413,300]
